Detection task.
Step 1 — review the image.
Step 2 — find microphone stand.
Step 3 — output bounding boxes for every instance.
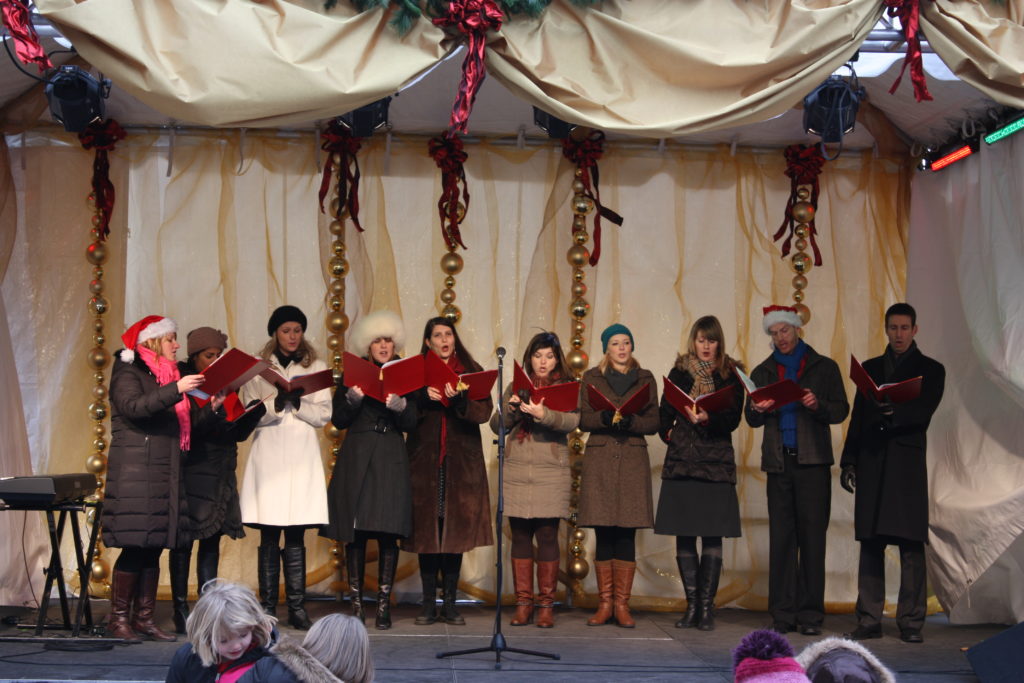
[437,348,560,669]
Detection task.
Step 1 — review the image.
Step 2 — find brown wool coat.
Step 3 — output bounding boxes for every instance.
[490,385,580,519]
[403,359,495,554]
[576,366,660,529]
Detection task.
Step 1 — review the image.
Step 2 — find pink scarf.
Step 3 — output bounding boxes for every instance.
[137,345,191,451]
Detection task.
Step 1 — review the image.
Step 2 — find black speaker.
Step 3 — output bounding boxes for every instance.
[966,621,1024,682]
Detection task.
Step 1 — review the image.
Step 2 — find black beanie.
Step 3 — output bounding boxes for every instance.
[267,305,307,336]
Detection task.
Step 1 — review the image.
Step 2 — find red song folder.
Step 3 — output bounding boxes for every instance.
[341,352,425,403]
[259,367,335,397]
[586,382,651,423]
[222,391,270,423]
[189,348,269,404]
[734,367,805,409]
[662,377,735,416]
[512,361,579,413]
[850,355,922,404]
[424,351,498,407]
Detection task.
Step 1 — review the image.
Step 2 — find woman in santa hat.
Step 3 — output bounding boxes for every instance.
[321,310,417,630]
[104,315,207,642]
[239,305,332,630]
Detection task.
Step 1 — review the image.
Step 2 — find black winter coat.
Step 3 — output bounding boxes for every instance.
[840,344,945,543]
[104,353,203,549]
[321,374,417,542]
[744,344,849,473]
[659,364,744,484]
[178,360,265,542]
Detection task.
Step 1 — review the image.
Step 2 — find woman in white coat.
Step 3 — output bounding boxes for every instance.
[240,305,331,630]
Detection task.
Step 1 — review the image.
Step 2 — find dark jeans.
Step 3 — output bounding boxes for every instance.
[856,537,927,632]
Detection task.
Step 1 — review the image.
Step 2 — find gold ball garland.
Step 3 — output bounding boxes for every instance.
[789,184,814,325]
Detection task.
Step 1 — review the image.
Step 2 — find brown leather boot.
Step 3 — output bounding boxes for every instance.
[611,559,636,628]
[535,560,559,628]
[107,569,142,642]
[586,560,614,626]
[509,558,534,626]
[131,567,177,641]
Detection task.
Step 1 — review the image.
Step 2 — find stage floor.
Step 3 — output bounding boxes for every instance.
[0,600,1000,682]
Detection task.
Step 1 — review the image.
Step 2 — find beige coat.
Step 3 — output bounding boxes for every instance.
[576,366,660,528]
[490,385,580,519]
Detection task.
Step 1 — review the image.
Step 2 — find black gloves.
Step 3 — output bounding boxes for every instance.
[840,465,856,493]
[600,410,632,431]
[274,388,303,412]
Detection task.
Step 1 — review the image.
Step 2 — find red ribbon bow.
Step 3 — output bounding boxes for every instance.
[78,119,127,241]
[773,144,825,266]
[319,120,364,231]
[884,0,933,103]
[428,132,470,250]
[0,0,53,72]
[561,130,623,266]
[432,0,503,133]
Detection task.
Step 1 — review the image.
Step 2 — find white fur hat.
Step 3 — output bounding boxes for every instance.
[348,310,406,356]
[762,305,803,334]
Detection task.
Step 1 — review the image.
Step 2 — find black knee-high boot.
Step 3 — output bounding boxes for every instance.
[674,554,699,629]
[282,545,312,630]
[196,548,219,593]
[169,547,191,635]
[346,544,366,622]
[376,544,399,630]
[440,553,465,625]
[415,554,439,625]
[697,555,723,632]
[257,545,280,617]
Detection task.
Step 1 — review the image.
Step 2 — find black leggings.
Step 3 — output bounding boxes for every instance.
[418,552,463,579]
[593,526,636,562]
[509,517,560,562]
[114,547,162,572]
[675,535,722,560]
[259,525,306,548]
[346,529,400,554]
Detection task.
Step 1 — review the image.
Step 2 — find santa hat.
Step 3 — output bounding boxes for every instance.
[733,630,811,682]
[762,305,803,334]
[348,310,406,356]
[119,315,177,363]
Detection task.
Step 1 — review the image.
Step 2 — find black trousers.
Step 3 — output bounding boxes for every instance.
[766,452,831,627]
[855,537,927,632]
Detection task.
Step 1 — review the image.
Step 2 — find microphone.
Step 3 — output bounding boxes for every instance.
[496,347,506,359]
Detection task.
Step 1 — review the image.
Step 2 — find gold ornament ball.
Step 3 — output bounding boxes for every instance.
[331,240,346,257]
[88,401,108,421]
[332,368,343,383]
[790,252,812,275]
[330,557,342,570]
[86,508,97,525]
[93,333,105,346]
[324,423,341,439]
[573,230,589,245]
[328,295,342,312]
[571,478,581,492]
[570,438,584,454]
[796,186,811,201]
[570,335,584,349]
[93,317,104,333]
[571,281,587,298]
[329,219,344,235]
[92,385,108,402]
[572,528,586,541]
[91,213,104,228]
[90,558,110,582]
[331,352,343,366]
[86,453,107,474]
[791,202,815,224]
[571,459,584,476]
[570,542,583,556]
[331,444,341,458]
[573,215,587,230]
[329,544,342,557]
[573,269,585,284]
[794,224,810,239]
[93,266,104,279]
[793,290,805,303]
[93,423,106,437]
[442,201,467,222]
[569,298,590,319]
[573,320,585,335]
[331,152,342,166]
[569,491,579,507]
[326,334,342,351]
[328,257,349,278]
[572,179,586,194]
[566,349,588,372]
[567,557,589,580]
[329,196,341,216]
[440,252,464,276]
[89,279,104,295]
[93,372,105,384]
[444,275,456,289]
[573,196,594,215]
[439,288,456,305]
[87,347,110,371]
[792,274,808,290]
[441,304,462,325]
[794,303,811,325]
[328,279,345,296]
[567,245,590,268]
[574,167,584,179]
[93,437,107,451]
[88,296,109,316]
[795,238,808,252]
[326,311,350,334]
[85,241,108,265]
[86,192,97,210]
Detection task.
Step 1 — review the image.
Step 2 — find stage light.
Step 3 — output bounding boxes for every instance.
[984,113,1024,145]
[45,65,110,133]
[533,107,576,139]
[930,143,974,171]
[803,63,865,159]
[339,97,391,138]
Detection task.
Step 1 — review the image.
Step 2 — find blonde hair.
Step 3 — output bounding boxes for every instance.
[302,614,374,683]
[597,354,640,374]
[139,334,173,355]
[259,336,317,368]
[185,580,276,667]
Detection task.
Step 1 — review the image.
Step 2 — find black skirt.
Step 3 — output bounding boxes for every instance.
[653,477,741,537]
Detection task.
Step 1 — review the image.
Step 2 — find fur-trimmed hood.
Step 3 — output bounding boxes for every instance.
[240,635,341,683]
[796,637,896,683]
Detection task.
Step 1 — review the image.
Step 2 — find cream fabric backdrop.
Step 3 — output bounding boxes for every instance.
[2,131,910,612]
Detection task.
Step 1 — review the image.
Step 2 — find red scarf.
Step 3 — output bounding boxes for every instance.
[137,345,191,451]
[438,354,466,466]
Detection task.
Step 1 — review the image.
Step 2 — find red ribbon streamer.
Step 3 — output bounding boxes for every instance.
[773,144,825,266]
[432,0,503,133]
[884,0,933,103]
[561,130,623,266]
[78,119,126,241]
[319,120,364,232]
[0,0,53,72]
[428,132,470,250]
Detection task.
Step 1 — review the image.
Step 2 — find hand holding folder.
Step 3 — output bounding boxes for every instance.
[586,382,650,425]
[259,367,335,398]
[849,355,922,404]
[342,352,425,403]
[512,362,579,413]
[662,377,735,418]
[735,366,805,410]
[188,348,269,404]
[424,352,497,407]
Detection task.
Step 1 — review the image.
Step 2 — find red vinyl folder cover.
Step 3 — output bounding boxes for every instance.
[222,391,269,423]
[850,355,922,404]
[259,367,335,397]
[189,348,269,403]
[586,382,651,418]
[342,352,425,402]
[424,352,497,407]
[662,377,735,415]
[734,367,805,409]
[512,361,579,413]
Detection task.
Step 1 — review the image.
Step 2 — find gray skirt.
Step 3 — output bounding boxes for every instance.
[653,478,741,538]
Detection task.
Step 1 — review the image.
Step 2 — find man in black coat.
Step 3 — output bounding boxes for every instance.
[841,303,945,644]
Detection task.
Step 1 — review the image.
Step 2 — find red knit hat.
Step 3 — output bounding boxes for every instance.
[119,315,178,363]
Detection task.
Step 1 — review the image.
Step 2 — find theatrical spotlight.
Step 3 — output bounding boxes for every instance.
[533,107,576,139]
[803,63,865,160]
[339,97,392,138]
[45,65,111,133]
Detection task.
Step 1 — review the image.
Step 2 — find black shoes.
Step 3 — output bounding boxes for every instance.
[900,628,924,643]
[798,624,822,636]
[771,621,795,634]
[846,624,883,640]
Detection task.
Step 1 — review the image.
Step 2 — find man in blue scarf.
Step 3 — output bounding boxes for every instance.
[745,305,849,637]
